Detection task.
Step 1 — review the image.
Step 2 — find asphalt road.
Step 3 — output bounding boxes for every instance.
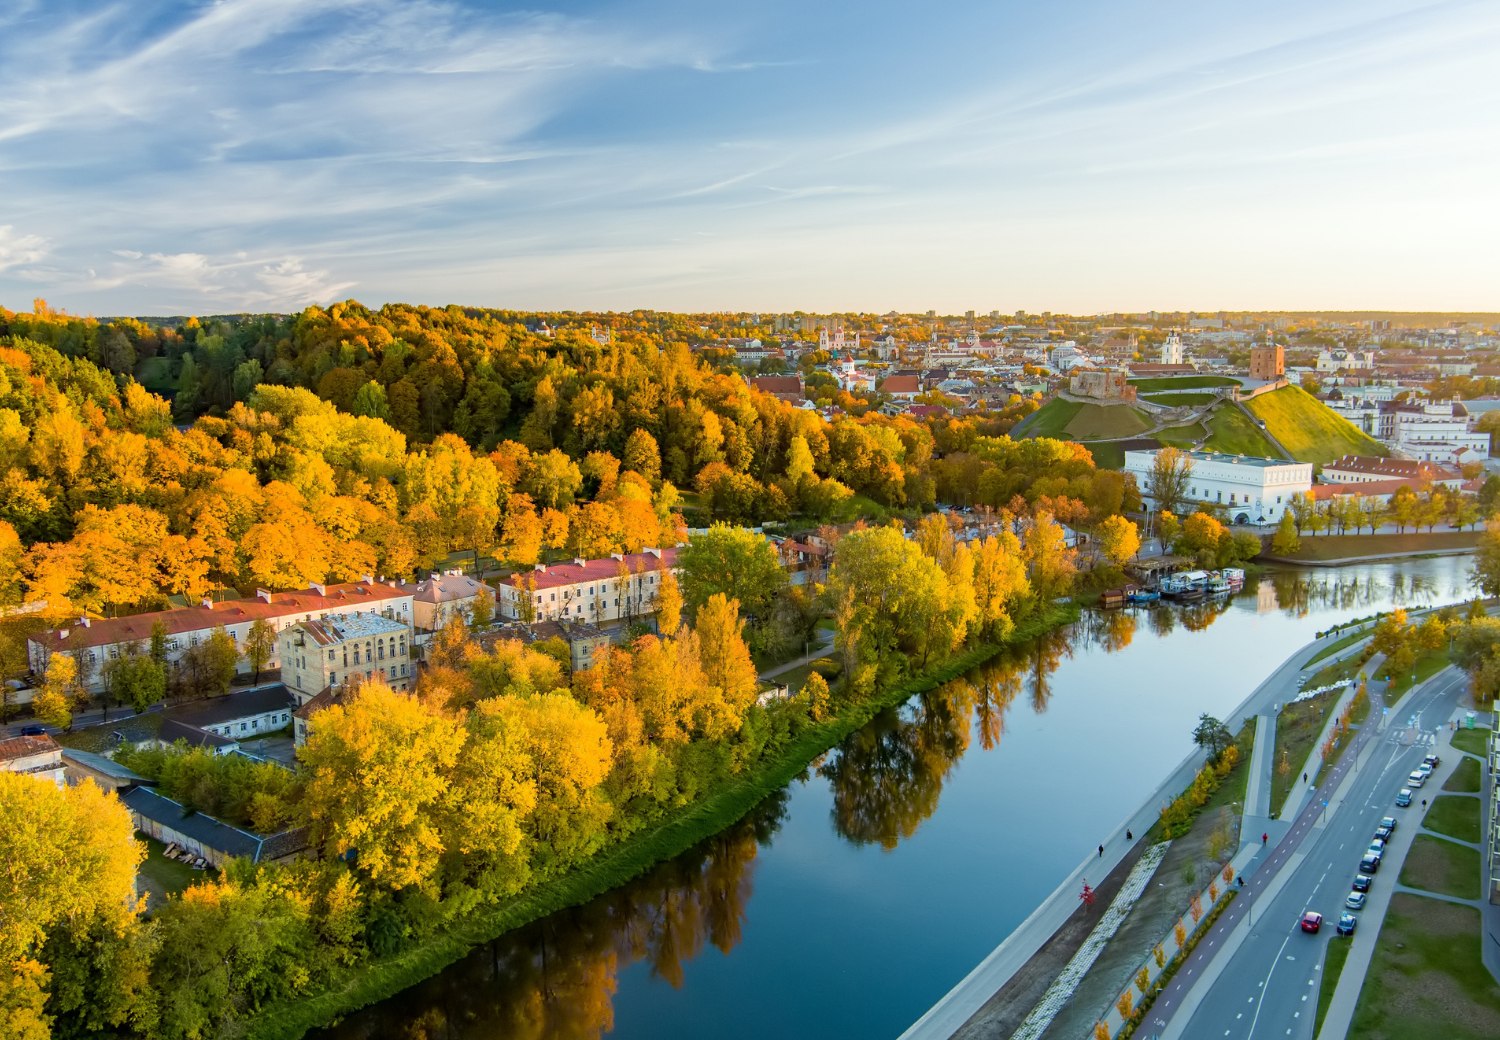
[1170,668,1467,1040]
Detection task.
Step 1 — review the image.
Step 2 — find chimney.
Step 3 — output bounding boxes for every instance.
[361,574,374,585]
[201,597,214,609]
[256,589,273,603]
[311,583,327,597]
[59,628,69,640]
[533,563,546,573]
[79,616,91,628]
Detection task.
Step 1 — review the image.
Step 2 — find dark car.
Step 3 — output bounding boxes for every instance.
[1360,854,1381,874]
[1300,910,1323,934]
[19,724,45,735]
[1423,754,1440,769]
[1352,873,1373,892]
[1337,912,1358,936]
[1395,789,1413,808]
[1375,823,1393,842]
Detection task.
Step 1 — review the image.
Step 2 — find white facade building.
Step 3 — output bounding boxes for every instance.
[1160,331,1185,366]
[497,549,680,625]
[1124,449,1313,524]
[1391,402,1488,465]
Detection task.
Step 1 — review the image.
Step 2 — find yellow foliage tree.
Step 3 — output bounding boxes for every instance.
[299,681,466,893]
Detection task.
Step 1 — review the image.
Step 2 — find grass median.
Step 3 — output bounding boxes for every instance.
[1451,726,1491,757]
[1315,937,1352,1037]
[1349,893,1500,1039]
[1271,688,1341,813]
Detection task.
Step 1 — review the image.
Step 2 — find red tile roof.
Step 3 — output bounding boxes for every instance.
[498,549,678,592]
[1324,455,1458,480]
[1307,478,1422,501]
[0,734,60,763]
[31,581,411,654]
[881,375,921,394]
[750,375,804,397]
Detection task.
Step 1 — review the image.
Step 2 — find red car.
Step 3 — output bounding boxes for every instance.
[1300,911,1323,934]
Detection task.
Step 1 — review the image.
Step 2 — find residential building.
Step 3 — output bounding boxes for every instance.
[1124,449,1312,523]
[162,685,297,747]
[496,548,680,624]
[279,612,413,746]
[880,374,921,399]
[1248,343,1284,380]
[401,571,489,635]
[1321,456,1463,488]
[60,748,150,793]
[1316,348,1375,373]
[1390,401,1488,465]
[480,619,612,673]
[29,579,415,693]
[0,733,66,787]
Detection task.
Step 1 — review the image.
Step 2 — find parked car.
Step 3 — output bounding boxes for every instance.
[19,724,46,735]
[1375,823,1393,842]
[1345,891,1367,910]
[1417,762,1434,779]
[1300,910,1324,934]
[1380,815,1398,834]
[1337,912,1358,936]
[1360,854,1381,874]
[1407,770,1426,788]
[1352,873,1373,892]
[1423,754,1440,769]
[1396,789,1413,807]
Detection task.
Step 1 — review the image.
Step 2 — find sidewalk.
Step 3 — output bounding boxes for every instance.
[757,630,835,683]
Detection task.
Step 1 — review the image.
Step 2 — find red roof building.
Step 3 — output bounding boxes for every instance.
[29,580,415,691]
[496,548,679,624]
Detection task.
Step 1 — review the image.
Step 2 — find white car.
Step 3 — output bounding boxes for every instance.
[1406,770,1426,788]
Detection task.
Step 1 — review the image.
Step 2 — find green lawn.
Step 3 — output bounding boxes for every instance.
[1203,405,1282,458]
[1271,688,1341,812]
[1423,794,1481,843]
[1128,375,1241,391]
[1015,398,1083,439]
[1450,727,1491,757]
[1244,385,1386,464]
[1349,893,1500,1040]
[1062,403,1153,440]
[137,834,203,909]
[1277,530,1481,562]
[1305,627,1369,667]
[1085,442,1124,469]
[1442,757,1482,794]
[1316,936,1353,1037]
[1154,422,1206,448]
[1141,391,1217,407]
[1398,834,1481,900]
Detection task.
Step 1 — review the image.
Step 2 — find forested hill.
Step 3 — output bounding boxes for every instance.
[0,301,1126,617]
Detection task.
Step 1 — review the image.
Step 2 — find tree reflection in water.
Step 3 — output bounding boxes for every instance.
[319,791,788,1040]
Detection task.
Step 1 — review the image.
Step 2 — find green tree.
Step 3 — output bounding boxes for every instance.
[1474,518,1500,598]
[676,524,788,624]
[470,584,495,630]
[1192,713,1233,764]
[105,652,167,713]
[34,652,77,730]
[244,619,276,684]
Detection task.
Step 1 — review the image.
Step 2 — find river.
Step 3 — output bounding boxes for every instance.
[317,556,1475,1040]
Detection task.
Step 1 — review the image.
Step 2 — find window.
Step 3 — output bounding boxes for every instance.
[353,647,361,664]
[328,650,336,662]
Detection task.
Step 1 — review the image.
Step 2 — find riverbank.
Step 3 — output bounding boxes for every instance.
[242,603,1080,1040]
[1263,530,1480,566]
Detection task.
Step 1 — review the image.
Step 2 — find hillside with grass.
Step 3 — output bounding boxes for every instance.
[1012,398,1152,441]
[1243,385,1386,464]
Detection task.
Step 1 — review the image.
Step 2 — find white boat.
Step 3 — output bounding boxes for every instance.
[1222,567,1246,590]
[1206,572,1233,595]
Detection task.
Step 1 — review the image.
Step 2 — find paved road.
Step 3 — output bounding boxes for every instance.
[1159,668,1467,1040]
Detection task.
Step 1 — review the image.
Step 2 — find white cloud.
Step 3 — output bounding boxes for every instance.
[0,226,46,272]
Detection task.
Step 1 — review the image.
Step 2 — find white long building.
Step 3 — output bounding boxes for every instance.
[1124,449,1312,524]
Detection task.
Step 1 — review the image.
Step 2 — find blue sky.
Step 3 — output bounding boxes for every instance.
[1,0,1497,315]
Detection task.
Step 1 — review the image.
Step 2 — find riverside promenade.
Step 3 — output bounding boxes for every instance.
[897,626,1357,1040]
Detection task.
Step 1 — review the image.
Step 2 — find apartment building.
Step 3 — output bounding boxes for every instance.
[496,549,679,624]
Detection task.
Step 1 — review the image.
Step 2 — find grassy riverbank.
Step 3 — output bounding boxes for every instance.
[1269,530,1480,563]
[240,602,1081,1040]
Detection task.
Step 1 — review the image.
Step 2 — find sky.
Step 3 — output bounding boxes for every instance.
[1,0,1498,316]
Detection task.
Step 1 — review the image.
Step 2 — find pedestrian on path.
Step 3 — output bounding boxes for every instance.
[1126,829,1133,841]
[1262,832,1268,845]
[1098,844,1104,858]
[1303,772,1308,784]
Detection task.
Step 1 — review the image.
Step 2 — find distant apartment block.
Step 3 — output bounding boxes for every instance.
[1124,449,1312,524]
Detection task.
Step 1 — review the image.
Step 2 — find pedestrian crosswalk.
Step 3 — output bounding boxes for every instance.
[1384,728,1436,748]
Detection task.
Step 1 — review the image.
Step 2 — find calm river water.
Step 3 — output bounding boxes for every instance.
[318,557,1474,1040]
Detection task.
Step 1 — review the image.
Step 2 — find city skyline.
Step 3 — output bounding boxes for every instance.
[1,0,1498,315]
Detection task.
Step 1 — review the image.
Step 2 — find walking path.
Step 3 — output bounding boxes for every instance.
[757,630,835,682]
